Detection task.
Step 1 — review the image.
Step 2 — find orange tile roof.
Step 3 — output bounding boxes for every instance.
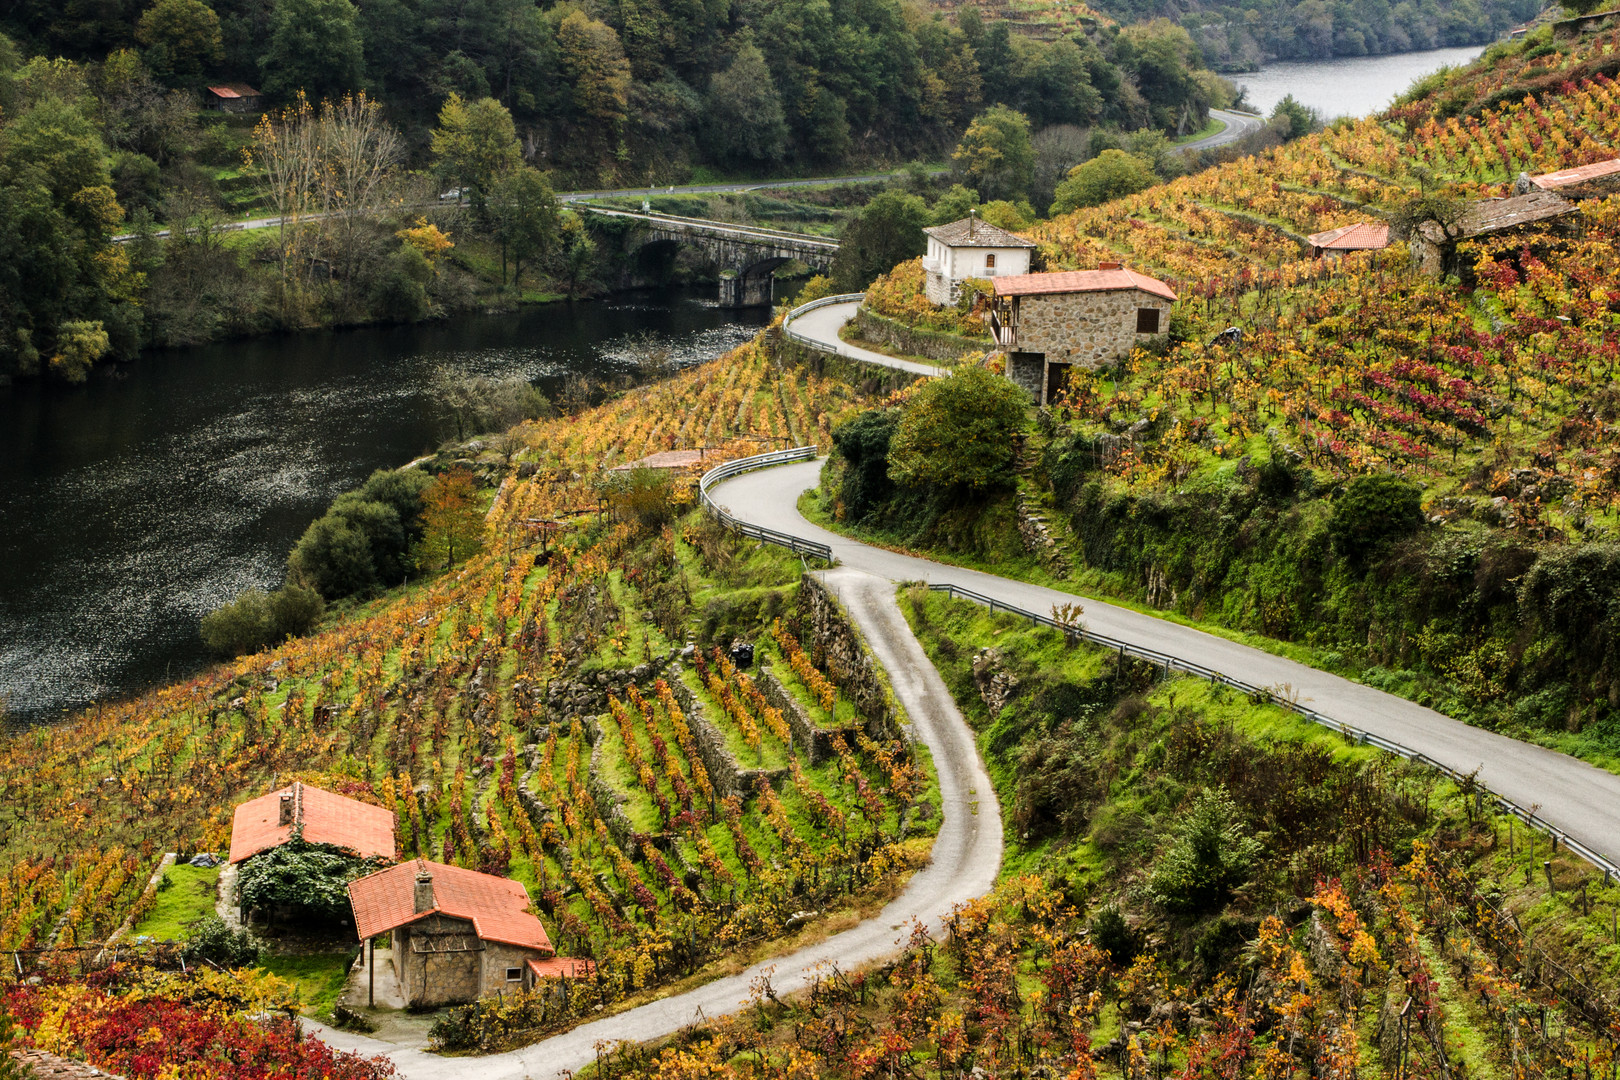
[608,449,706,472]
[993,267,1176,302]
[1532,158,1620,189]
[228,781,396,864]
[207,83,261,99]
[527,957,596,980]
[348,858,554,952]
[1307,221,1390,251]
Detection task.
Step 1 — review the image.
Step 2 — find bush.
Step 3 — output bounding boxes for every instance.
[200,583,324,657]
[1147,786,1262,916]
[601,468,678,528]
[888,366,1029,492]
[182,915,259,969]
[237,841,385,922]
[1050,150,1157,215]
[831,409,899,524]
[1328,473,1424,562]
[1089,905,1140,967]
[289,514,377,599]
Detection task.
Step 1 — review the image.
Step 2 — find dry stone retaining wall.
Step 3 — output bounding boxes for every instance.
[799,575,905,743]
[666,669,786,800]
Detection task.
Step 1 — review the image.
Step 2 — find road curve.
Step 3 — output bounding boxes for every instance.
[783,300,946,376]
[309,564,1002,1080]
[705,459,1620,870]
[1181,109,1267,153]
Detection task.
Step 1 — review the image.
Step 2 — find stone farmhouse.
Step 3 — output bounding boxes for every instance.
[229,781,396,866]
[1307,221,1389,259]
[923,215,1037,306]
[1409,190,1578,278]
[1524,157,1620,200]
[348,858,592,1007]
[990,264,1177,404]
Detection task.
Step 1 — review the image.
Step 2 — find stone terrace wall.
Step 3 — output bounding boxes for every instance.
[666,668,785,801]
[1015,288,1172,369]
[758,663,837,765]
[799,574,905,742]
[852,307,990,363]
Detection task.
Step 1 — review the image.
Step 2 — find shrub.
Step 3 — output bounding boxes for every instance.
[199,583,324,657]
[236,841,386,922]
[1088,905,1139,968]
[1050,149,1156,214]
[182,915,259,969]
[289,514,378,599]
[1147,785,1262,916]
[888,366,1029,492]
[1328,473,1424,562]
[831,409,899,524]
[601,467,678,529]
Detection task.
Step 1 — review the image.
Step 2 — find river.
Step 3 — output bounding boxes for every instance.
[0,288,775,723]
[1234,44,1487,120]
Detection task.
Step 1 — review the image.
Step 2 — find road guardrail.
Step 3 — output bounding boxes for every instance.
[700,448,833,562]
[925,581,1620,885]
[781,293,866,353]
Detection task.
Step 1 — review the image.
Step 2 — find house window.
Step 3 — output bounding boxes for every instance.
[1136,308,1161,334]
[985,253,997,269]
[506,967,523,982]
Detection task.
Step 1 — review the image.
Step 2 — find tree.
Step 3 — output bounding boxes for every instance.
[430,93,521,218]
[887,365,1029,491]
[703,39,788,167]
[135,0,222,82]
[952,105,1034,202]
[200,583,324,655]
[1269,93,1321,141]
[490,166,560,287]
[1050,149,1157,215]
[831,409,900,524]
[830,188,930,291]
[557,10,631,151]
[47,319,110,382]
[260,0,365,102]
[1147,786,1262,915]
[416,468,484,571]
[289,514,377,598]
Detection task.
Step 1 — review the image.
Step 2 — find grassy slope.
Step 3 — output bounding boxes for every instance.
[131,864,221,941]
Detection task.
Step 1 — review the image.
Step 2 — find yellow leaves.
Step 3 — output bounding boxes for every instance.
[396,217,454,263]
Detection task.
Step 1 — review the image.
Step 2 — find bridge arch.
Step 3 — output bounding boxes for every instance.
[719,255,797,308]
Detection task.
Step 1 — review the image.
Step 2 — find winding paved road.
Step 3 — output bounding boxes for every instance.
[708,460,1620,869]
[311,563,1001,1080]
[1181,109,1267,153]
[784,301,946,376]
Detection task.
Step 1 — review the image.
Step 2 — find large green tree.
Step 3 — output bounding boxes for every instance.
[430,93,521,218]
[887,365,1029,492]
[260,0,365,101]
[829,188,929,292]
[490,166,560,287]
[1050,149,1158,215]
[135,0,222,82]
[952,105,1034,203]
[702,39,788,167]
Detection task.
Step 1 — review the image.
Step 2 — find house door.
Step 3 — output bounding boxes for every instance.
[1045,361,1071,405]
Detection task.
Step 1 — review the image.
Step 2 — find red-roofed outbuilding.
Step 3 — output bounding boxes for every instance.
[348,859,590,1007]
[228,781,395,865]
[988,263,1177,404]
[1307,221,1390,258]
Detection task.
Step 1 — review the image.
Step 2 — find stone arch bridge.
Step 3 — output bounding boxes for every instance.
[582,206,840,307]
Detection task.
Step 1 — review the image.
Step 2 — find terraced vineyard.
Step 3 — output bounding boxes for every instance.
[0,342,930,1028]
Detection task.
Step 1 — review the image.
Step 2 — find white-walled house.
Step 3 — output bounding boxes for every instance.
[923,216,1037,306]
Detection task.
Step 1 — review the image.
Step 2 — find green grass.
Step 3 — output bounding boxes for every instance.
[131,864,221,941]
[259,953,356,1017]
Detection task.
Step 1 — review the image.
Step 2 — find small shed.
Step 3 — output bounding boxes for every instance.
[1410,190,1578,277]
[207,83,263,113]
[229,781,396,865]
[923,215,1037,306]
[1307,221,1389,259]
[989,263,1176,404]
[348,859,590,1007]
[1526,158,1620,200]
[608,449,706,473]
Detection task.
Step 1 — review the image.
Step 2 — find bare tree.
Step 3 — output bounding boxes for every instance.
[319,93,403,310]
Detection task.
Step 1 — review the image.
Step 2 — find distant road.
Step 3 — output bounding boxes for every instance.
[1181,108,1267,152]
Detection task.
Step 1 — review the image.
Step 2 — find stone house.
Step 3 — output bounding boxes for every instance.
[1307,221,1389,259]
[348,859,591,1007]
[923,215,1037,306]
[229,781,396,866]
[206,83,263,113]
[989,264,1177,404]
[1524,157,1620,200]
[1409,190,1578,278]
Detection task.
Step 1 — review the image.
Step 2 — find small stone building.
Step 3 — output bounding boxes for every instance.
[1409,190,1578,278]
[1524,158,1620,200]
[1307,221,1389,259]
[207,83,263,113]
[229,781,396,865]
[990,264,1177,404]
[923,215,1037,306]
[348,859,588,1007]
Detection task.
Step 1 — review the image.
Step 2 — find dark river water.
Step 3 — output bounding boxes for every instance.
[0,287,773,723]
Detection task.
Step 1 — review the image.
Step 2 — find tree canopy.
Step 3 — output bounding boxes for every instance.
[888,366,1030,492]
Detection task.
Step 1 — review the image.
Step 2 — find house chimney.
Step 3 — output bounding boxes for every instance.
[414,871,435,914]
[278,792,295,826]
[1098,261,1123,271]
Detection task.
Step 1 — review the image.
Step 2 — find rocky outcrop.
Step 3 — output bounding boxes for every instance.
[971,648,1019,719]
[544,653,679,726]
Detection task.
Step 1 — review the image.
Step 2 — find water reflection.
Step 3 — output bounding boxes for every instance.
[1235,45,1487,120]
[0,287,772,722]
